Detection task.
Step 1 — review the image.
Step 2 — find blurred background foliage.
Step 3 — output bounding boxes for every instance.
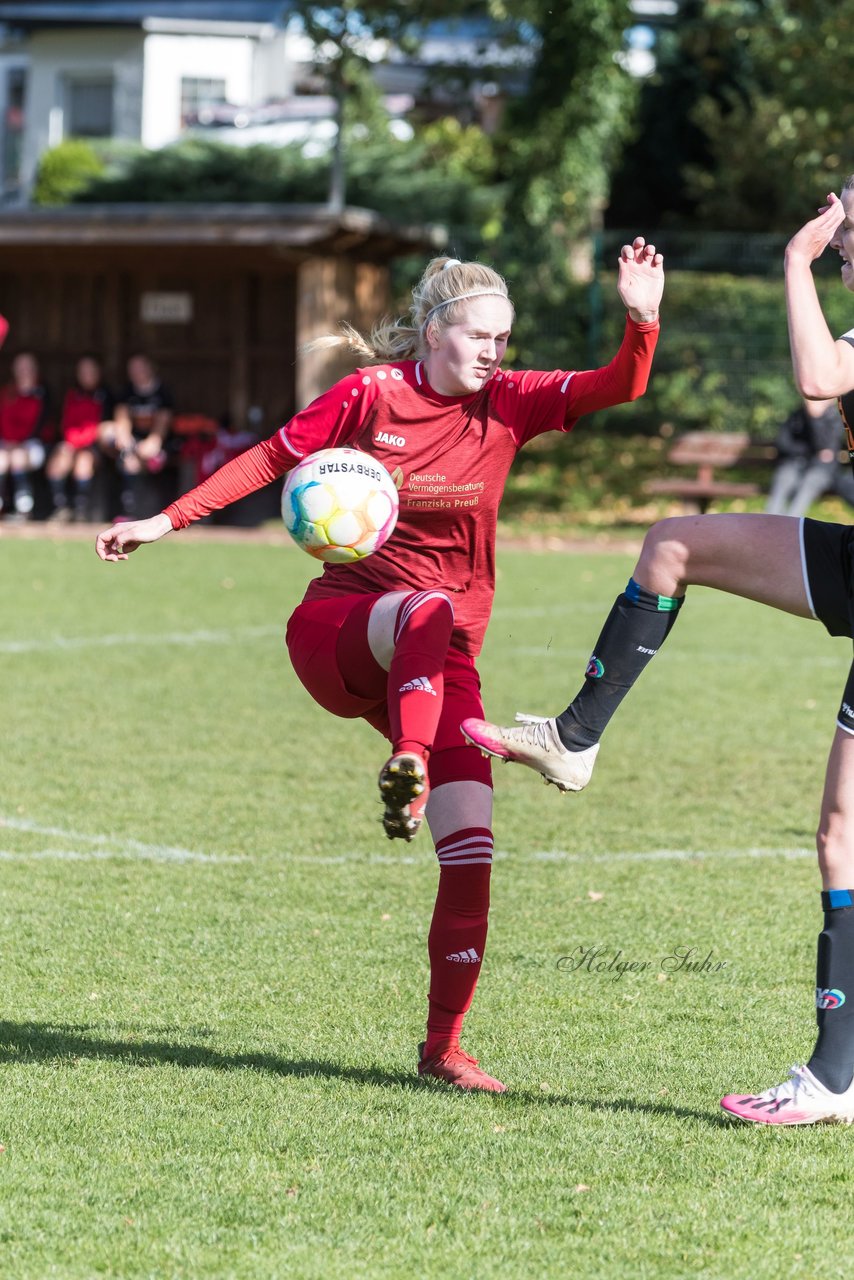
[29,0,854,507]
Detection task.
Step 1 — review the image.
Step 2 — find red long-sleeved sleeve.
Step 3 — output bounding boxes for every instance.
[163,432,293,530]
[565,317,659,421]
[503,316,660,445]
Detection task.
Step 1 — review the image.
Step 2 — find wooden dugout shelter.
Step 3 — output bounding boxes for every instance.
[0,203,443,429]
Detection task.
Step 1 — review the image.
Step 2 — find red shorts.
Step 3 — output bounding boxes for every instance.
[64,424,99,451]
[285,593,491,788]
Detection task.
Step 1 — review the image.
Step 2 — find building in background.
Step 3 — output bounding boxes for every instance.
[0,1,448,442]
[0,1,557,202]
[0,1,306,200]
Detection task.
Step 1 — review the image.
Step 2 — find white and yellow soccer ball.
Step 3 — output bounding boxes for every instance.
[281,447,400,563]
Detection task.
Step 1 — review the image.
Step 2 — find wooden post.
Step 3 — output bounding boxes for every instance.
[295,257,349,409]
[230,273,249,428]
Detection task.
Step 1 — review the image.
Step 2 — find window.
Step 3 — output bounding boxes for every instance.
[66,78,114,138]
[2,66,26,196]
[180,77,227,126]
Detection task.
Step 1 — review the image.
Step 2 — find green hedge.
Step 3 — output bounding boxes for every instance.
[502,270,854,518]
[595,271,854,437]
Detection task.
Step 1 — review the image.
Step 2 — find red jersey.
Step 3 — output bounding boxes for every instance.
[61,384,114,450]
[0,383,52,445]
[165,316,659,655]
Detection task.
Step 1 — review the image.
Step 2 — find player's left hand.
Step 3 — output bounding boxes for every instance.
[617,236,664,323]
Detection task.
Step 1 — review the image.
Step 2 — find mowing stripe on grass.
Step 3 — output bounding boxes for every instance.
[286,845,815,866]
[0,815,244,864]
[0,624,283,654]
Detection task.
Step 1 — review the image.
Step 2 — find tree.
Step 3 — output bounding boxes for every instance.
[470,0,640,373]
[685,0,854,230]
[497,0,637,238]
[286,1,514,210]
[610,0,854,232]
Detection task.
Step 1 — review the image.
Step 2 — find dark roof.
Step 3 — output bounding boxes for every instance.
[0,2,292,27]
[0,203,444,258]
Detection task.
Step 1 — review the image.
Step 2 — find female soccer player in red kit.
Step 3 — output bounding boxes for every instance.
[96,243,664,1091]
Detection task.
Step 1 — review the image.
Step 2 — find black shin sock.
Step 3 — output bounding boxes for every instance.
[73,476,92,519]
[50,476,68,510]
[555,578,684,751]
[12,471,33,515]
[808,890,854,1093]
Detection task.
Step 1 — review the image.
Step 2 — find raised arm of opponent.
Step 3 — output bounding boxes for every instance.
[786,192,854,399]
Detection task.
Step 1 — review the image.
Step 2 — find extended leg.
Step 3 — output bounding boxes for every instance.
[464,514,813,789]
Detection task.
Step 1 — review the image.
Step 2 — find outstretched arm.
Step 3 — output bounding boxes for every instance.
[94,432,295,561]
[786,193,854,398]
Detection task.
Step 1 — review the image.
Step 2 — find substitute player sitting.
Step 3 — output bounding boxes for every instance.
[47,354,114,522]
[0,350,52,521]
[464,178,854,1122]
[94,245,664,1092]
[98,353,174,518]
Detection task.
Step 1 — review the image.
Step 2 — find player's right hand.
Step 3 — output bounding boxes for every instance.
[786,193,846,266]
[95,513,173,561]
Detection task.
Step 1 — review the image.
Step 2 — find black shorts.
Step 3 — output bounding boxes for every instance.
[802,518,854,639]
[802,518,854,733]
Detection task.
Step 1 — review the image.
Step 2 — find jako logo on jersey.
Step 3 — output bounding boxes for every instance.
[399,676,437,696]
[374,431,406,448]
[586,656,605,679]
[816,987,846,1009]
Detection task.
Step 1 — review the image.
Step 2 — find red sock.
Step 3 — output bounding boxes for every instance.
[388,591,454,757]
[424,828,493,1058]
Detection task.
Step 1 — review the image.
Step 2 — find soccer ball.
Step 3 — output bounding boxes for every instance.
[281,447,400,563]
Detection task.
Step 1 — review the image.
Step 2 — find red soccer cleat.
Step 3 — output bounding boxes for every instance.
[417,1041,506,1093]
[378,752,430,841]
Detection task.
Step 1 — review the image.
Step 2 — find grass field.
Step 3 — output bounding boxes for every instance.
[2,527,853,1279]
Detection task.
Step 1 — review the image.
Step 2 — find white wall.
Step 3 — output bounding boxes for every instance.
[141,33,258,150]
[251,31,298,105]
[23,28,144,188]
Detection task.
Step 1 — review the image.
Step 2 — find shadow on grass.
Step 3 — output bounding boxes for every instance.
[0,1021,728,1125]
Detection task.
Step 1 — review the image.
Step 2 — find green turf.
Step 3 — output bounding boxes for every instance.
[1,531,852,1279]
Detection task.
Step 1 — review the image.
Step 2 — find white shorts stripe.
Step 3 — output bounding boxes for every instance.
[394,590,454,642]
[798,516,818,621]
[837,718,854,737]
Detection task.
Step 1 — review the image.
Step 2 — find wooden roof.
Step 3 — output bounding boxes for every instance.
[0,204,444,259]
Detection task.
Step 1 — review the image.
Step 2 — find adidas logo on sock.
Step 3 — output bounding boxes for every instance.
[398,676,437,696]
[446,947,481,963]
